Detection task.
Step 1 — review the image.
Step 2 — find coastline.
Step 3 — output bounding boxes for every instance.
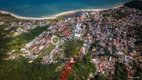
[0,5,123,20]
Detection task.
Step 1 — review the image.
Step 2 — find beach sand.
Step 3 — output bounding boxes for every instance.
[0,5,123,20]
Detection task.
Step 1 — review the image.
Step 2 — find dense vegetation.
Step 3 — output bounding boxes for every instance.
[133,25,142,46]
[95,75,107,80]
[133,60,142,80]
[112,62,128,80]
[69,54,96,80]
[0,58,61,80]
[124,0,142,10]
[63,41,83,57]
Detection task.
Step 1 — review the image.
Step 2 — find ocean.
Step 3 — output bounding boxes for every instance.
[0,0,131,17]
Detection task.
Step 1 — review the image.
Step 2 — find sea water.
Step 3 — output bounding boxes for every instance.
[0,0,131,17]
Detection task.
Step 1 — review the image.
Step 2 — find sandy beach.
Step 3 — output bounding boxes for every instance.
[0,5,123,20]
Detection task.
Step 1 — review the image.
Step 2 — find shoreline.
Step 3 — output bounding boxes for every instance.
[0,5,123,20]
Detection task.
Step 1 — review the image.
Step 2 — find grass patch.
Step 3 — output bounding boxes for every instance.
[37,44,56,58]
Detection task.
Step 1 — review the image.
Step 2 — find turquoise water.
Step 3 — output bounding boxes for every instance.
[0,0,131,17]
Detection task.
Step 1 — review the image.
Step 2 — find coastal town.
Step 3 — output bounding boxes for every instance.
[0,0,142,80]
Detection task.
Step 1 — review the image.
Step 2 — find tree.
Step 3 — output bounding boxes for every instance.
[95,75,106,80]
